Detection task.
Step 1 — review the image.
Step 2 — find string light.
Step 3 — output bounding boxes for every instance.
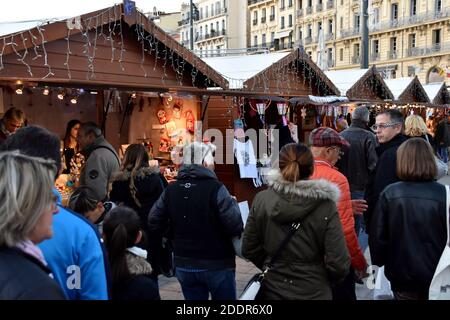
[42,87,50,95]
[15,87,23,94]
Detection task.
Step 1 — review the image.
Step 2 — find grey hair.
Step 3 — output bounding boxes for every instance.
[80,121,102,138]
[182,141,216,166]
[0,151,57,247]
[352,106,370,122]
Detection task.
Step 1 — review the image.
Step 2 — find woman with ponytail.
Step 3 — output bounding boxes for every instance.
[103,206,160,300]
[242,143,351,300]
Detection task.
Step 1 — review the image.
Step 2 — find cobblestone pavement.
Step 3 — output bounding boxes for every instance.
[158,257,259,300]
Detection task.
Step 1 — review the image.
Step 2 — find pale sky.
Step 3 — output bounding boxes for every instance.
[0,0,185,35]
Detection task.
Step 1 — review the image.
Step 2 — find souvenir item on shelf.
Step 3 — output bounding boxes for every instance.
[159,137,171,153]
[165,121,178,137]
[157,109,168,124]
[185,110,194,133]
[234,138,258,179]
[288,122,299,143]
[173,103,182,119]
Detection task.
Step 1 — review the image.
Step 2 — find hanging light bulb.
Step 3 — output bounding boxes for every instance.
[42,87,50,96]
[131,92,137,99]
[70,96,77,104]
[15,87,23,94]
[57,92,65,100]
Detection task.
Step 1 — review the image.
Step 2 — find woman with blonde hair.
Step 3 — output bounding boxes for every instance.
[0,151,66,299]
[405,114,434,146]
[242,143,350,300]
[369,138,446,300]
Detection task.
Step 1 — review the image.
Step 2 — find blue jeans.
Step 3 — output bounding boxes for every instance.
[438,147,449,163]
[176,268,236,300]
[351,191,368,254]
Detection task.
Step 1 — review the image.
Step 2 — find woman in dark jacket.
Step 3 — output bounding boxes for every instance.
[0,152,66,300]
[242,143,351,300]
[103,206,160,300]
[369,138,447,300]
[109,144,165,228]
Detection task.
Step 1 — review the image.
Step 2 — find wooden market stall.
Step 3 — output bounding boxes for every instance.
[423,82,450,106]
[384,76,430,105]
[0,2,230,182]
[202,48,340,204]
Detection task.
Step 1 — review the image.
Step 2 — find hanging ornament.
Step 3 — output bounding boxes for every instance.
[301,107,307,118]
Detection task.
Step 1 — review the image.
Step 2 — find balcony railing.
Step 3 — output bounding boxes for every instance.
[316,3,323,11]
[326,0,334,9]
[369,9,450,32]
[304,36,312,45]
[253,19,258,25]
[296,9,303,17]
[352,56,361,64]
[306,6,312,14]
[261,16,266,23]
[248,0,271,5]
[269,14,275,21]
[327,60,335,67]
[405,42,449,57]
[370,52,380,61]
[280,5,285,10]
[387,50,397,59]
[325,33,334,41]
[340,28,360,38]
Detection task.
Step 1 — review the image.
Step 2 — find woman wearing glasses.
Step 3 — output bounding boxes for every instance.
[0,152,66,299]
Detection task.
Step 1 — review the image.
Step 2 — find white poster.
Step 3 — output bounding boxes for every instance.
[238,201,250,228]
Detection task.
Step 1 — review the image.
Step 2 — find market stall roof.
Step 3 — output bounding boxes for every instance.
[325,66,394,101]
[289,95,349,105]
[384,76,430,103]
[203,48,340,97]
[423,82,450,105]
[0,2,229,92]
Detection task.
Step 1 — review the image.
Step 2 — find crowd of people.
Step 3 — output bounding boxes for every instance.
[0,105,448,301]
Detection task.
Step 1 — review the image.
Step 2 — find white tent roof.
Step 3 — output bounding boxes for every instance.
[324,69,369,96]
[202,52,290,89]
[423,82,444,101]
[384,77,414,100]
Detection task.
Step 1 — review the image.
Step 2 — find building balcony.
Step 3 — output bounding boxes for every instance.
[248,0,271,5]
[369,9,450,32]
[280,5,286,11]
[327,60,335,67]
[181,40,190,46]
[304,36,312,45]
[261,16,266,23]
[316,3,323,11]
[269,14,275,21]
[306,6,312,14]
[352,56,361,64]
[387,50,398,59]
[370,52,380,61]
[405,42,449,57]
[297,9,303,17]
[340,28,359,38]
[325,33,334,41]
[253,19,258,26]
[326,0,334,9]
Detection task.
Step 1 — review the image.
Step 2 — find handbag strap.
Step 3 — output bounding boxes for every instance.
[261,222,301,277]
[445,185,450,246]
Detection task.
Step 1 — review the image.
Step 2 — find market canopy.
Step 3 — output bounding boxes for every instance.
[423,82,450,105]
[325,66,394,101]
[384,76,430,104]
[0,2,229,92]
[203,48,340,97]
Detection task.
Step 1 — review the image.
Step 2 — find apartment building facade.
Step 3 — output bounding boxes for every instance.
[179,0,248,56]
[248,0,450,84]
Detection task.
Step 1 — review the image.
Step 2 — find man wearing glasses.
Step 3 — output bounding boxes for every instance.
[0,107,25,145]
[310,127,367,300]
[365,109,407,232]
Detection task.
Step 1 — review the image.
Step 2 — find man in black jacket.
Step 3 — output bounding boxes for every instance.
[148,142,243,300]
[365,109,407,232]
[434,114,450,163]
[338,106,377,238]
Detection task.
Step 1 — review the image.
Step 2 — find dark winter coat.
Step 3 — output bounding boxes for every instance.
[110,166,165,231]
[337,119,378,193]
[242,169,351,300]
[112,251,160,300]
[0,247,66,300]
[369,181,446,293]
[148,164,243,270]
[364,134,408,230]
[434,119,450,148]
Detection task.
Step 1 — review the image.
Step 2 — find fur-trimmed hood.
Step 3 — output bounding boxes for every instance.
[264,169,340,224]
[126,252,152,276]
[267,169,340,202]
[111,166,160,182]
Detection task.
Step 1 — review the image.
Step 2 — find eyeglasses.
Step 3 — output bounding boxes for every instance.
[329,146,344,156]
[371,122,401,131]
